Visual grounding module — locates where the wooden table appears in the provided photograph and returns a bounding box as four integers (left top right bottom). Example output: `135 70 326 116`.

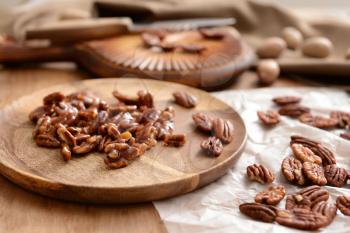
0 63 315 233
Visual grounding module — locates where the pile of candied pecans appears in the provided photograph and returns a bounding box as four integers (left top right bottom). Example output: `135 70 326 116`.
257 95 350 140
240 135 350 231
29 89 234 169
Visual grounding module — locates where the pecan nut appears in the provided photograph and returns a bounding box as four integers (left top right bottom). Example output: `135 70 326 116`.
330 111 350 128
257 110 280 126
272 96 301 106
200 136 223 157
286 186 329 210
312 201 337 225
278 104 310 118
212 118 234 144
172 91 197 108
164 134 186 147
324 164 348 187
302 162 327 186
247 164 275 184
192 113 213 133
239 203 277 223
336 195 350 216
281 156 305 185
291 143 322 165
43 91 65 105
255 185 286 205
298 113 338 129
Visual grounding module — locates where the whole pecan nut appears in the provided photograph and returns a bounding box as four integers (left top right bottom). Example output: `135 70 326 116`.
286 186 329 210
192 113 213 132
200 136 223 157
302 162 327 186
291 143 322 165
247 164 275 184
212 118 234 144
312 201 337 225
272 96 301 106
324 164 348 187
330 111 350 128
336 195 350 216
255 185 286 205
281 156 305 185
172 91 197 108
257 110 280 126
278 105 310 118
239 203 277 223
299 113 338 129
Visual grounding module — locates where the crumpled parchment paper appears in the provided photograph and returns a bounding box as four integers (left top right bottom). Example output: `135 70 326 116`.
154 87 350 233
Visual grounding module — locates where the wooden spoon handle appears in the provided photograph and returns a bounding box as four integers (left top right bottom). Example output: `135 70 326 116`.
0 44 72 63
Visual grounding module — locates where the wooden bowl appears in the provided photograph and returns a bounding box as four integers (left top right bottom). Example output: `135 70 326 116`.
0 78 246 203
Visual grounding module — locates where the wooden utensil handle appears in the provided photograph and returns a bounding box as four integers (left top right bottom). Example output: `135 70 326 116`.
0 45 72 63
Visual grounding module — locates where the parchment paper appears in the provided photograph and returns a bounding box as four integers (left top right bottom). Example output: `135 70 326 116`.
154 88 350 233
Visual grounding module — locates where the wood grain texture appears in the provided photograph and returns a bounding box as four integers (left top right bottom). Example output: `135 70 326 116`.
0 65 313 233
0 78 246 204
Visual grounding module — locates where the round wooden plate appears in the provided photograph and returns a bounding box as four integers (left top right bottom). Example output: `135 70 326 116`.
0 78 246 204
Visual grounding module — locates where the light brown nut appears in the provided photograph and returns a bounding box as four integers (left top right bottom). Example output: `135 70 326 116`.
276 208 329 230
105 157 129 169
192 113 213 132
257 110 280 126
120 146 140 161
212 118 234 144
303 162 327 186
164 134 186 147
43 92 65 105
247 164 275 184
278 104 310 118
286 185 329 210
282 27 303 50
324 164 348 187
172 91 197 108
298 113 338 129
291 143 322 165
302 37 333 58
256 37 287 58
330 110 350 128
104 142 129 153
281 156 305 185
57 124 76 146
272 95 301 106
35 134 61 148
61 143 71 161
312 201 337 225
290 135 336 166
257 59 280 85
255 185 286 205
72 135 101 154
112 90 139 105
138 108 160 124
200 136 223 157
239 203 277 223
336 195 350 216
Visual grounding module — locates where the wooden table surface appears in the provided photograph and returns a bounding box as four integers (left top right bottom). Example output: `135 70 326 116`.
0 63 319 233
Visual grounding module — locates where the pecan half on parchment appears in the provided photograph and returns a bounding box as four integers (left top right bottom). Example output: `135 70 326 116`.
324 164 349 187
272 96 301 106
247 164 275 184
302 162 327 186
255 185 286 205
281 156 305 185
257 110 280 126
239 203 277 223
336 195 350 216
278 104 310 118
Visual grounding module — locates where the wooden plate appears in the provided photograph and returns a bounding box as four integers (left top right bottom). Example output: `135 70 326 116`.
0 78 246 204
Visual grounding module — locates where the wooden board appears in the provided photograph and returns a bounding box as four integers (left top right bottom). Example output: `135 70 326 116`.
0 78 246 204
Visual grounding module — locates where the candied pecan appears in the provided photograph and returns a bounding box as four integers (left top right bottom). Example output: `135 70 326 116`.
278 104 310 118
340 132 350 140
192 113 213 133
239 203 277 223
200 136 223 157
109 105 138 116
172 91 197 108
212 118 234 144
181 44 206 53
291 143 322 165
247 164 275 184
105 157 129 169
272 96 301 106
106 123 120 139
330 111 350 128
336 195 350 216
104 142 129 153
290 135 336 166
257 110 280 126
324 164 348 187
286 186 329 210
255 185 286 205
137 90 154 108
299 113 338 129
29 106 48 123
276 208 329 230
153 120 174 140
61 143 71 161
35 134 60 148
135 123 157 142
312 201 337 224
164 134 186 147
303 162 327 186
120 146 140 161
138 108 160 124
281 156 305 185
56 124 76 146
72 135 101 154
43 92 65 105
112 90 139 105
